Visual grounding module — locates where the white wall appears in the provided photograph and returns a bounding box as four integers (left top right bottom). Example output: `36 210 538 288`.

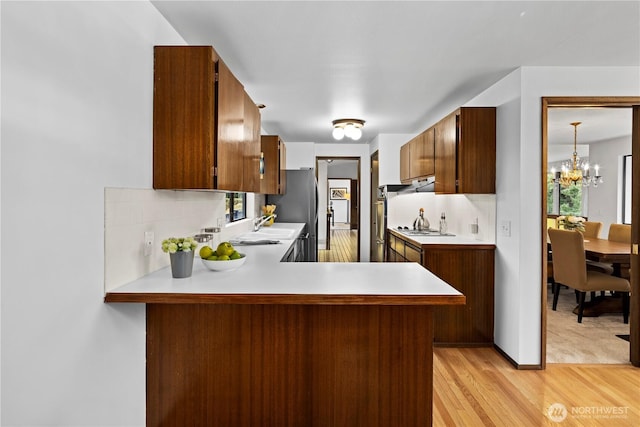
1 2 190 424
104 188 260 292
468 66 640 365
587 135 632 235
284 142 315 169
328 179 351 223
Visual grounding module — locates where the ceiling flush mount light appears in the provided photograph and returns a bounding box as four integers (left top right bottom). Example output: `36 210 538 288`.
332 118 365 141
550 121 603 188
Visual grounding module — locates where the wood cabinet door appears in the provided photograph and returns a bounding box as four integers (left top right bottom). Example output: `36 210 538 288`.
216 60 245 191
278 139 287 193
400 143 411 183
260 135 281 194
153 46 216 189
457 108 496 193
424 247 495 344
243 91 261 193
410 128 435 180
435 111 458 194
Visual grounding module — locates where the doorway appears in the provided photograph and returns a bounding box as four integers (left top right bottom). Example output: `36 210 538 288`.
316 157 361 262
541 97 640 368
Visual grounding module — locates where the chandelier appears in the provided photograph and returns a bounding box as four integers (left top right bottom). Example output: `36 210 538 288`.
550 121 603 188
332 118 365 141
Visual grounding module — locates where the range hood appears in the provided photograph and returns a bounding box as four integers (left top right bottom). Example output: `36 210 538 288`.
379 176 435 196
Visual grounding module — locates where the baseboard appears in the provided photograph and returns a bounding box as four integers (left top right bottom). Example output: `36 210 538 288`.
434 342 493 348
493 344 543 370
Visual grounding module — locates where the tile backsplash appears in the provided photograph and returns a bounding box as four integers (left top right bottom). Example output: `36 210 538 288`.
104 188 263 292
387 193 496 242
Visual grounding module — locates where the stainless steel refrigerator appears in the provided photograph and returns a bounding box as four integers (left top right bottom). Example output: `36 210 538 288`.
267 169 318 262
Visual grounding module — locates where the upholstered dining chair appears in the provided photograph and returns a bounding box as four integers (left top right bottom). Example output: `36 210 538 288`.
548 228 630 323
608 223 631 244
582 221 602 239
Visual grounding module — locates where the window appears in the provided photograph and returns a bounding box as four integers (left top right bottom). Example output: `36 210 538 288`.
622 155 632 224
546 173 586 217
225 192 246 223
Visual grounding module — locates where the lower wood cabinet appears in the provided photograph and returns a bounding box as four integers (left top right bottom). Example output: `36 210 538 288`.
386 230 495 346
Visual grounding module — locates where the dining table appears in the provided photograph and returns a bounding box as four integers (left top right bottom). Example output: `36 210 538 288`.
580 237 631 317
583 237 631 279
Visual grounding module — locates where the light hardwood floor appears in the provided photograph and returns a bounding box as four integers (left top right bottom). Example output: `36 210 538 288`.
320 227 638 424
318 226 357 262
434 347 640 426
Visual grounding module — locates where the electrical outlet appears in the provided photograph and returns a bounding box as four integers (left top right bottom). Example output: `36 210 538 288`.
144 231 154 256
500 221 511 237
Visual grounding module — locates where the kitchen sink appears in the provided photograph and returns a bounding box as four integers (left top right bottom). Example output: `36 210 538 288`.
235 228 298 241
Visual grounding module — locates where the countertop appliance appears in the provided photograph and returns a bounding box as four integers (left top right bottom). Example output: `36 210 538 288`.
267 169 318 262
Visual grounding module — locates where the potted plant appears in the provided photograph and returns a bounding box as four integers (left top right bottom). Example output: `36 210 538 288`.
161 236 198 278
556 215 586 232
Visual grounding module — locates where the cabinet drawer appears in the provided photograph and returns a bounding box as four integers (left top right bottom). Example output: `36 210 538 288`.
405 243 422 263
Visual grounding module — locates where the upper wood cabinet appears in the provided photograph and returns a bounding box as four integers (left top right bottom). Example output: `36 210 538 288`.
153 46 261 191
410 128 435 180
243 91 261 193
434 107 496 194
400 143 411 183
260 135 287 194
400 127 435 184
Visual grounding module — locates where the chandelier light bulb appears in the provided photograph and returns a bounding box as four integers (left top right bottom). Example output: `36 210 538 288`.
351 127 362 140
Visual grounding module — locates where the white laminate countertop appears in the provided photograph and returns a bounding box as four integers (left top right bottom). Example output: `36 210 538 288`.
105 223 465 305
388 228 496 246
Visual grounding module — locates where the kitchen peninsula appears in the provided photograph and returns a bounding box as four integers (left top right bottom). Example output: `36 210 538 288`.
106 224 465 426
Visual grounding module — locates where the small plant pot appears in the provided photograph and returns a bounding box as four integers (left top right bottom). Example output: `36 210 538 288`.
169 251 195 278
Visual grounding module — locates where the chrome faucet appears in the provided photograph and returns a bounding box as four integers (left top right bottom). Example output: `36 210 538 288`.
253 214 275 231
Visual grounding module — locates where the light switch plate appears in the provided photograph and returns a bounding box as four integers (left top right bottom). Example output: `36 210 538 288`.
500 220 511 237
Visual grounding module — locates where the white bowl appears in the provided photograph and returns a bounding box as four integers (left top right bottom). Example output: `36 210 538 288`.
200 253 247 271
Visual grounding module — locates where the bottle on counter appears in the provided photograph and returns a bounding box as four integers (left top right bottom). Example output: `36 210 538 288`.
439 212 448 235
413 208 428 230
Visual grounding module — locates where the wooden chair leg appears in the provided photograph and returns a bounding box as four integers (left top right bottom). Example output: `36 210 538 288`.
575 290 580 303
552 282 560 311
622 292 630 324
577 291 586 323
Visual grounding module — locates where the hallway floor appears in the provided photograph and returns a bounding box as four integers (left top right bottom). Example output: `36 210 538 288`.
318 224 358 262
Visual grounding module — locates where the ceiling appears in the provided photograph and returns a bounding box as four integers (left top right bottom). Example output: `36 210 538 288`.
151 1 639 146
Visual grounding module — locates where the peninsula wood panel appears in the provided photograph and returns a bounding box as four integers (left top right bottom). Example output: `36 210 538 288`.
153 46 216 189
146 304 434 426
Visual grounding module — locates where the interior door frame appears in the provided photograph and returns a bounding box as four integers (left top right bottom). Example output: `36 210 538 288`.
316 156 361 262
541 96 640 368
